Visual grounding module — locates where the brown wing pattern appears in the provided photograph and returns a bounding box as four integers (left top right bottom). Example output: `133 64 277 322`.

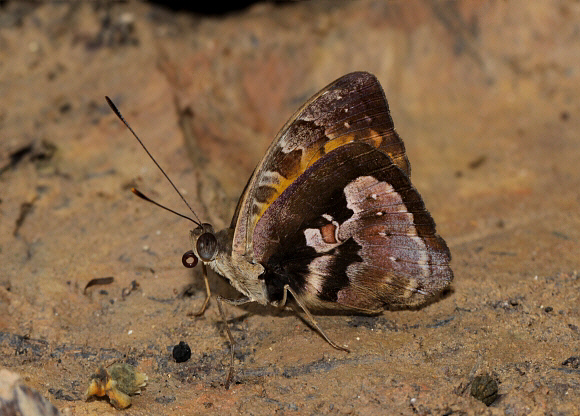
231 72 409 258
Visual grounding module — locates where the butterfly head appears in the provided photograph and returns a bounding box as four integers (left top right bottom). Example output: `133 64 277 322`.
182 223 218 268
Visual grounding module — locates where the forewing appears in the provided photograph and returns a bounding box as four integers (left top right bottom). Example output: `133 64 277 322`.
231 72 410 257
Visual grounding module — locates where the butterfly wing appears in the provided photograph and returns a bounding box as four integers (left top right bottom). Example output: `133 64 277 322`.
253 142 452 311
231 72 410 258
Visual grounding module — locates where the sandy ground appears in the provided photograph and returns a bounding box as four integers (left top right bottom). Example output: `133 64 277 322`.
1 1 579 414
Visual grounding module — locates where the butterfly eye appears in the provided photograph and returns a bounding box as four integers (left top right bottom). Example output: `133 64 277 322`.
196 232 218 261
182 250 198 268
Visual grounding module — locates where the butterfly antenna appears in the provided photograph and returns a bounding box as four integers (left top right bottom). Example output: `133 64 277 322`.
131 188 199 224
105 96 202 226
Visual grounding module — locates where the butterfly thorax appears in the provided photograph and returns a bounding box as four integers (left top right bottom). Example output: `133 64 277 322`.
204 228 269 305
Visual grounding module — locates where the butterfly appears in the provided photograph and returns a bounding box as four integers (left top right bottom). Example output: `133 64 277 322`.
106 71 453 388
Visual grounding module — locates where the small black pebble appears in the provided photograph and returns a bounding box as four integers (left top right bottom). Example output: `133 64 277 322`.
172 341 191 363
470 374 498 406
544 306 553 313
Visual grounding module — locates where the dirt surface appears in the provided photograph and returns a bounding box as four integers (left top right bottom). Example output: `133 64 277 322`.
1 1 579 415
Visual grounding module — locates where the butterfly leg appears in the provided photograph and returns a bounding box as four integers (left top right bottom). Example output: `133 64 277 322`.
282 284 350 353
191 263 211 316
216 295 252 389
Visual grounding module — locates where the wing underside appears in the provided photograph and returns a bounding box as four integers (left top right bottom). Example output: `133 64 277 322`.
231 72 410 258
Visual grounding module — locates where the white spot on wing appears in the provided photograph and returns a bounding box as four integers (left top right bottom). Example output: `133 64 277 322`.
307 256 333 294
304 227 341 253
257 170 283 187
345 176 396 214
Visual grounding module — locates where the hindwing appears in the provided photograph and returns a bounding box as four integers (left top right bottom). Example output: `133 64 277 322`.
252 142 452 311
